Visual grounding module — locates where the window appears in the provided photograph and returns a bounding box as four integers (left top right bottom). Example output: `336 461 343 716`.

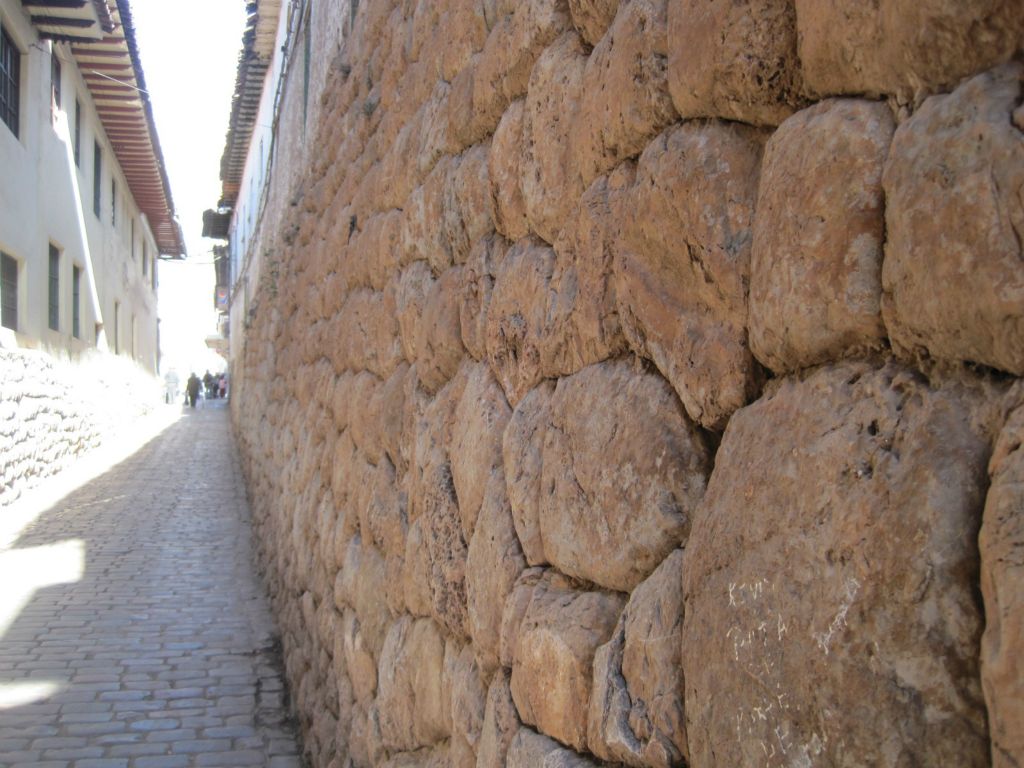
131 219 135 259
72 265 81 339
0 25 19 137
51 50 61 110
73 98 81 165
93 142 102 216
142 241 148 276
1 252 16 330
151 254 157 291
111 180 117 226
113 300 119 354
48 244 60 331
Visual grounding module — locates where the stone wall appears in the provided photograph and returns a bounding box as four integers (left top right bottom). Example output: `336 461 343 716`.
0 348 164 507
230 2 1024 766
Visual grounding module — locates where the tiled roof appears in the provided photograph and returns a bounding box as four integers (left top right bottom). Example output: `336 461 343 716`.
219 0 281 208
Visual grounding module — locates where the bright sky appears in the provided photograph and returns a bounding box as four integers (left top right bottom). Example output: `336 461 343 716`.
130 0 248 378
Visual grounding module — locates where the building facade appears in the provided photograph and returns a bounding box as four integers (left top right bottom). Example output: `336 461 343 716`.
0 0 183 374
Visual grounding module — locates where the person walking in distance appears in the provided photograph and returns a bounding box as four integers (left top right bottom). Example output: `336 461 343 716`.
186 372 201 409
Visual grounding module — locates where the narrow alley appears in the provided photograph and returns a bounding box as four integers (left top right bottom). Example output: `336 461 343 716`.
0 403 303 768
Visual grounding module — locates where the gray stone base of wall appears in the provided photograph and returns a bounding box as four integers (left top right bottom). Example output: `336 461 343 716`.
0 347 164 508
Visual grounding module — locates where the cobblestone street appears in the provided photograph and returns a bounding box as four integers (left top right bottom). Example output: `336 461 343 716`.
0 402 303 768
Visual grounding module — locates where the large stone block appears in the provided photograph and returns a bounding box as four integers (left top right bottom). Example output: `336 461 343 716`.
502 382 555 566
540 361 710 592
415 268 467 395
379 744 450 768
449 363 512 539
510 571 625 751
797 0 1024 101
437 0 489 83
443 142 495 267
374 364 411 476
334 289 404 378
459 234 509 362
667 0 803 127
409 366 466 525
415 81 456 178
588 549 686 767
396 261 435 364
336 536 392 660
473 0 573 137
573 0 676 186
485 237 556 405
377 616 451 753
447 58 493 153
421 458 471 639
337 608 378 709
521 32 588 245
882 64 1024 376
361 460 406 559
568 0 619 45
749 98 893 374
544 167 632 379
488 101 531 243
616 121 765 430
466 470 527 675
682 361 995 766
506 727 600 767
476 669 521 768
447 644 487 766
402 159 452 274
347 372 384 465
403 516 435 618
981 403 1024 768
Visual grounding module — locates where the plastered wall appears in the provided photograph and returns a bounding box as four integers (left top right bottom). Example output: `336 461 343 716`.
230 2 1024 766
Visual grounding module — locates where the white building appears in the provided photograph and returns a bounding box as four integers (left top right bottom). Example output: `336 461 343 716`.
0 0 183 375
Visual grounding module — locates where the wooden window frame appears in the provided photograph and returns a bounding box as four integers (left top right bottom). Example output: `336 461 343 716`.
0 25 20 138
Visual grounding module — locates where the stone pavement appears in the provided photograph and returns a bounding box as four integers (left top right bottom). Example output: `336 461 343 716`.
0 401 304 767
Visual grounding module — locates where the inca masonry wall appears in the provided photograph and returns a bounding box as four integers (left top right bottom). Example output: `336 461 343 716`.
230 2 1024 766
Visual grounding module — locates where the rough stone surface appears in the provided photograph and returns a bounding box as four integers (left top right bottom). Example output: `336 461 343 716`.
506 727 600 767
797 0 1024 101
521 31 589 246
465 471 527 676
449 363 511 538
224 1 1024 765
981 402 1024 768
682 361 997 767
616 122 765 430
544 168 631 378
484 237 556 406
667 0 804 126
750 98 894 373
539 361 710 592
488 102 531 243
376 617 450 753
476 669 521 768
588 549 686 767
882 63 1024 376
509 571 625 751
568 0 619 46
573 0 677 186
502 382 554 567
